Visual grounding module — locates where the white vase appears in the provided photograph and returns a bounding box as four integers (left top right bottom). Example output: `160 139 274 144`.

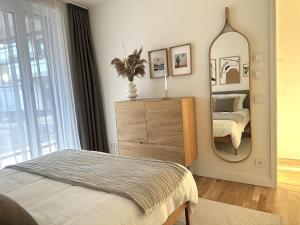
127 80 138 100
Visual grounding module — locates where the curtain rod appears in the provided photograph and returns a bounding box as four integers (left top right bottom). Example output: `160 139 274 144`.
61 0 89 9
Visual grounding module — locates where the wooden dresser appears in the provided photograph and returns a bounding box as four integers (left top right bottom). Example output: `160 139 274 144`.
114 97 198 167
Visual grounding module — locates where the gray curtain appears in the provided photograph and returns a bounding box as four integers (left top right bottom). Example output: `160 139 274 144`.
67 4 108 153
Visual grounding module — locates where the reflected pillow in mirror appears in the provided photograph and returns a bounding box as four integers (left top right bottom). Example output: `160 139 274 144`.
213 98 235 112
212 94 246 111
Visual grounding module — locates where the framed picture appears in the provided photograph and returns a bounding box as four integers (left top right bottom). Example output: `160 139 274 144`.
210 59 217 85
170 44 192 76
219 56 240 85
148 48 169 79
243 63 250 77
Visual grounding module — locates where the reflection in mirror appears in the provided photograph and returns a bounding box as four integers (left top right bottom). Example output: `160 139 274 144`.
210 7 251 162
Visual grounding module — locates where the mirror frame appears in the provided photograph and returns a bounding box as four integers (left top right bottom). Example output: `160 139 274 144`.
209 7 253 163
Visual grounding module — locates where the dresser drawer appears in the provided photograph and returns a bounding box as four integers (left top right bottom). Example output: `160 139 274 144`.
145 100 184 147
115 101 147 143
118 141 185 165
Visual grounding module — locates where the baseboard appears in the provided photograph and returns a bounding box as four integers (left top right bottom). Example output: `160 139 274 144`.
192 168 274 188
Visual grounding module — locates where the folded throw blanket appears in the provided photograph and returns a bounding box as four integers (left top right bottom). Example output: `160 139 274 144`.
0 193 38 225
6 150 189 214
213 112 244 124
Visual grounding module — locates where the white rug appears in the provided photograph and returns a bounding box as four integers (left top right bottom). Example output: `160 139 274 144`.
175 198 283 225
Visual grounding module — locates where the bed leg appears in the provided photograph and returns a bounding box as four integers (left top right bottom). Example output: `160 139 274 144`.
185 206 190 225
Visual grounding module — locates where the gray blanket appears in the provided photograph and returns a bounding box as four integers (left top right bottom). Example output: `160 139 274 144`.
213 112 244 124
6 150 188 214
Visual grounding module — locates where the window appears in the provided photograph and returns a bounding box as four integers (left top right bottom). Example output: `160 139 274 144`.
0 0 80 168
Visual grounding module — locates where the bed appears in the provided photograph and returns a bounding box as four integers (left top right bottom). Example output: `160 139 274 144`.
0 150 198 225
213 109 250 149
212 91 250 154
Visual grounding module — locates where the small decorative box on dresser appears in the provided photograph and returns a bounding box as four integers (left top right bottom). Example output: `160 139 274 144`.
114 97 198 167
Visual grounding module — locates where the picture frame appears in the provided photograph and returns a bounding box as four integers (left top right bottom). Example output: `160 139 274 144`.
219 56 240 85
170 44 192 76
243 63 250 77
148 48 169 79
210 59 217 85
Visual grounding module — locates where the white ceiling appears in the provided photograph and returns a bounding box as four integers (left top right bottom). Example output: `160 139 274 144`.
64 0 105 8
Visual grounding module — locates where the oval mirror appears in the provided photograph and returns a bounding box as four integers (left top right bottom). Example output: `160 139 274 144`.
209 7 252 162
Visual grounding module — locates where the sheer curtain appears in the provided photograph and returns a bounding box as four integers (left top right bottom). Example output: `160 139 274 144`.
0 0 80 168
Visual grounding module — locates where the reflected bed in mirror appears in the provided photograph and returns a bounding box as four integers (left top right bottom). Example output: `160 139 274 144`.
209 7 252 163
212 91 251 162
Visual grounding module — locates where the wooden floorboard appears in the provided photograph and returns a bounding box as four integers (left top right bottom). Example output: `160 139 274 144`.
194 159 300 225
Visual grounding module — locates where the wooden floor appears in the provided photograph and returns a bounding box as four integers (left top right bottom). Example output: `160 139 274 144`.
194 159 300 225
278 158 300 193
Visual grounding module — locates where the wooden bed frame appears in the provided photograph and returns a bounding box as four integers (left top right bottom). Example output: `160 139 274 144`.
163 202 190 225
214 135 237 155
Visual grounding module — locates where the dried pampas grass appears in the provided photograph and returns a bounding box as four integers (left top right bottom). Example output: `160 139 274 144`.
111 47 147 81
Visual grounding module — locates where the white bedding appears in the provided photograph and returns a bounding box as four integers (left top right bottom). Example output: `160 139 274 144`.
0 167 198 225
213 109 250 149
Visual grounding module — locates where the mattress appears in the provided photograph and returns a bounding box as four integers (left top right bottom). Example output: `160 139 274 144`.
213 109 250 149
0 167 198 225
235 109 250 128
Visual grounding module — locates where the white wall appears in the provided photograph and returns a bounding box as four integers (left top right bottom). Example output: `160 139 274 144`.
277 0 300 160
89 0 273 187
